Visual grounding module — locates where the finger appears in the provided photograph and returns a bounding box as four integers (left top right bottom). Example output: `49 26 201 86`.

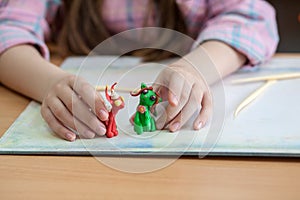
69 76 109 121
56 87 106 136
153 68 170 101
166 81 193 122
193 90 213 130
47 98 98 138
72 93 107 136
155 86 168 102
41 106 76 141
46 97 76 131
48 96 106 138
73 117 97 139
168 86 203 132
155 81 192 130
167 71 185 106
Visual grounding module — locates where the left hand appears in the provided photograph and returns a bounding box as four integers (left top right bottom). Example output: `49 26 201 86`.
153 58 212 132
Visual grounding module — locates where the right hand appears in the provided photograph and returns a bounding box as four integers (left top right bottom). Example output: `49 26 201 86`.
41 74 109 141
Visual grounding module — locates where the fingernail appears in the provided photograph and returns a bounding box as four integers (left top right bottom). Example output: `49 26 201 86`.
83 130 95 139
66 133 76 141
99 109 109 120
96 124 106 136
170 122 180 132
195 122 203 130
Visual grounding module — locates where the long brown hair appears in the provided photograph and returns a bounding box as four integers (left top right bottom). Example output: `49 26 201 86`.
53 0 187 61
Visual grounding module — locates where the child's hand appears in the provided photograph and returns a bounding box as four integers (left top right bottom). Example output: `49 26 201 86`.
153 59 212 132
41 75 109 141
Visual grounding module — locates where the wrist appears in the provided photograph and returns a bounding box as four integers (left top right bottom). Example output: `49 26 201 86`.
200 40 246 76
41 63 73 101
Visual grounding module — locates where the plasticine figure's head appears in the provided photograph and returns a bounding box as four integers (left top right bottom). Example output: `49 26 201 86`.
131 83 161 107
105 82 125 113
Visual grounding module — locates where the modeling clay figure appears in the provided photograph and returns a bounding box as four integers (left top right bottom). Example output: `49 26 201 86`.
104 82 125 138
130 83 161 134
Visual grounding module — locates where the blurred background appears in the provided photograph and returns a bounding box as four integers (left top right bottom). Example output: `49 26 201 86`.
267 0 300 52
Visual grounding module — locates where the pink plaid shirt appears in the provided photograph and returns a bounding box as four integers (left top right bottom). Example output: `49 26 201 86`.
0 0 278 66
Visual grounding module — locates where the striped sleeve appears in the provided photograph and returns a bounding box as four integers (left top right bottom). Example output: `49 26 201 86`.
0 0 58 60
193 0 279 66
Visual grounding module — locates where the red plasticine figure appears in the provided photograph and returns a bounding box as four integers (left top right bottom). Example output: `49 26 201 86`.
104 82 125 138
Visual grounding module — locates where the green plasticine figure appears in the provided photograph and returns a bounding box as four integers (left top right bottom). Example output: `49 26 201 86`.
130 83 161 134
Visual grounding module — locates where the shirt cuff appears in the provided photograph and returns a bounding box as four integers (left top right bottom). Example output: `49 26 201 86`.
0 27 49 60
192 29 265 67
